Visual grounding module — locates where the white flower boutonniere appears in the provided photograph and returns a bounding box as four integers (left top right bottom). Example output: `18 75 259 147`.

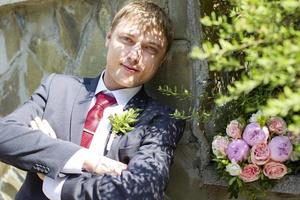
108 108 142 135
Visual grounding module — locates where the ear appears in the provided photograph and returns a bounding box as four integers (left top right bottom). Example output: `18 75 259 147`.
105 31 112 47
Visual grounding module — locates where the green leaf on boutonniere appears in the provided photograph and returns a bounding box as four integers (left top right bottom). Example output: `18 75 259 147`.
109 108 142 135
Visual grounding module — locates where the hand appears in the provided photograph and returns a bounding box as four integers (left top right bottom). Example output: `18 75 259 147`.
37 173 45 180
83 155 127 176
30 117 57 139
30 117 127 176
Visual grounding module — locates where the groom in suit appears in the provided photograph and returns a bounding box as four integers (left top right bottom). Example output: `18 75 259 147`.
0 1 185 199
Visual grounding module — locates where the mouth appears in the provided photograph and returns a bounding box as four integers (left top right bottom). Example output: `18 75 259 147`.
121 63 140 73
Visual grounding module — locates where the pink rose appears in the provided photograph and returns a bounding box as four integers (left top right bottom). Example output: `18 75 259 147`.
212 136 230 157
251 143 270 165
267 117 287 135
269 136 293 162
239 164 261 182
242 123 268 146
226 120 243 139
263 161 287 179
227 139 249 162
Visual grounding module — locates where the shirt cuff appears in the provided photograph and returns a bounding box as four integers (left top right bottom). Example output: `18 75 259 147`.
43 176 66 200
61 149 87 174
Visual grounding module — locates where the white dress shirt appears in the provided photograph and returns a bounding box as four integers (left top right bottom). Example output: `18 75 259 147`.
43 71 142 200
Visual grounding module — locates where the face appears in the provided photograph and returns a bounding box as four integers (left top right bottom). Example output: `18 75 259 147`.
104 18 168 90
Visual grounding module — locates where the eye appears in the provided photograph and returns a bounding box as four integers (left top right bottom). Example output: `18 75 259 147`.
144 46 158 55
120 36 134 45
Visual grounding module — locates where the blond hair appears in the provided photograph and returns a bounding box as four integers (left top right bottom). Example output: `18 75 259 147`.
110 1 174 52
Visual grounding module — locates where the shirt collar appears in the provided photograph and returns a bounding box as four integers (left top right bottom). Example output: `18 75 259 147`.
94 71 142 107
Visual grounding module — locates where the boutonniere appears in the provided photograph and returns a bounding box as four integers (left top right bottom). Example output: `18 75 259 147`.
109 108 142 135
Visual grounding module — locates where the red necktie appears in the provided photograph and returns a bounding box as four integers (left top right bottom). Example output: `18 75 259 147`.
80 92 117 148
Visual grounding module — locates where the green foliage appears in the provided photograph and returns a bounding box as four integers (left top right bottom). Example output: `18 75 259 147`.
192 0 300 133
213 151 280 199
109 108 141 135
158 85 212 122
158 85 191 100
171 109 193 120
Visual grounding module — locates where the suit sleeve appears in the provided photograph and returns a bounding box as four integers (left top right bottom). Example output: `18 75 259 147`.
0 74 81 179
61 113 185 200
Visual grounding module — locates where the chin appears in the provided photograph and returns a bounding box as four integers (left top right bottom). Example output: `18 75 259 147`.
120 81 140 88
122 83 137 88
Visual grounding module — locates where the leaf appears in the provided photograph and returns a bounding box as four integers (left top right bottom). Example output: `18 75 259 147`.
229 177 237 185
109 108 142 135
192 0 300 135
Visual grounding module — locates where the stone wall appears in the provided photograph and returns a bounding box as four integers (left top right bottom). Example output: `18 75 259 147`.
0 0 299 200
0 0 195 199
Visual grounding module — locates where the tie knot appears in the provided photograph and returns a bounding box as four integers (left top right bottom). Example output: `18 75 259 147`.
95 92 117 108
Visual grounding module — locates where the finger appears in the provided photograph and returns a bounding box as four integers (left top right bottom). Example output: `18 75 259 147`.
42 119 57 139
37 173 45 181
107 169 119 176
109 164 126 175
30 120 39 130
110 159 127 169
111 168 122 175
93 163 109 175
93 158 115 175
114 164 127 174
94 159 127 175
113 163 127 172
34 117 49 135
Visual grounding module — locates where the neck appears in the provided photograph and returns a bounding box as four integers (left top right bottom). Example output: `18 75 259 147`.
103 71 122 91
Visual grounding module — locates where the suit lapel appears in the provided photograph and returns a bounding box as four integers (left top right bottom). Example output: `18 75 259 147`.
70 76 99 145
123 87 149 111
106 88 150 160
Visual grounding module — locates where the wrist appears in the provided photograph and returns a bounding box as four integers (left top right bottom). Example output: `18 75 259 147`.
82 150 99 172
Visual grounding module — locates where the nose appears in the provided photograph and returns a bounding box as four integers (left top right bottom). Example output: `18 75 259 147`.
127 44 141 64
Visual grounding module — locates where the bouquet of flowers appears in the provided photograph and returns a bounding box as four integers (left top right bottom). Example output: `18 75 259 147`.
212 112 300 199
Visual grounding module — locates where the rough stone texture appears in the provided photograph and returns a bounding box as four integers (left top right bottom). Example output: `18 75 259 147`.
0 0 299 199
146 40 191 112
0 1 194 199
0 0 29 7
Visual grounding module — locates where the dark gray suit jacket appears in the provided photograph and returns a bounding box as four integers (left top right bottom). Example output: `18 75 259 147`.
0 74 185 200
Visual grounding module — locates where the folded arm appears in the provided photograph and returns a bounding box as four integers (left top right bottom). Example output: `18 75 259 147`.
31 117 127 181
61 114 185 200
0 74 81 178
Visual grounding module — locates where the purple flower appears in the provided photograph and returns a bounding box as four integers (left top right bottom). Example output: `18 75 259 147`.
227 139 250 162
269 136 293 162
226 120 243 139
242 123 268 146
267 117 287 135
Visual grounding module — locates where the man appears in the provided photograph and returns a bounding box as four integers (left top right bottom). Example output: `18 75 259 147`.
0 1 185 199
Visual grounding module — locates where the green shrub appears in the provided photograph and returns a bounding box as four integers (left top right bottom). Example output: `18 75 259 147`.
192 0 300 133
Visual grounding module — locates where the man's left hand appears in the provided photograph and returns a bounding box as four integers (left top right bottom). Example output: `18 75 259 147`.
37 173 45 181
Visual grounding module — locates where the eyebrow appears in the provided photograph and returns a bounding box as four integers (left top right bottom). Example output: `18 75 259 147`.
119 32 135 37
146 41 162 49
119 32 163 49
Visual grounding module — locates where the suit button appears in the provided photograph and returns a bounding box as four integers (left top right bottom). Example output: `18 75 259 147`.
33 163 47 173
44 167 50 174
